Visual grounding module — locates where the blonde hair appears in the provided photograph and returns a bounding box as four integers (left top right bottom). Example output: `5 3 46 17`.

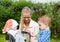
38 15 51 26
21 7 31 14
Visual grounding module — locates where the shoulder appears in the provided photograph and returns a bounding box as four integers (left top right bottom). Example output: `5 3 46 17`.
30 19 39 26
42 29 50 35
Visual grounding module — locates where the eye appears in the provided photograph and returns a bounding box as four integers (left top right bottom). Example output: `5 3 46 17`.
24 17 30 18
39 24 41 26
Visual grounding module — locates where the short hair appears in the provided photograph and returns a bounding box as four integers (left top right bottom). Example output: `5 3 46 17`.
38 15 51 26
21 7 31 14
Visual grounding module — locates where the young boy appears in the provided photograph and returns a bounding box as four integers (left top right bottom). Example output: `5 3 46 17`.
37 15 51 42
3 19 25 42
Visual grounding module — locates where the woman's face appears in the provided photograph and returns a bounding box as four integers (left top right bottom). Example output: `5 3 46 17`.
22 12 31 24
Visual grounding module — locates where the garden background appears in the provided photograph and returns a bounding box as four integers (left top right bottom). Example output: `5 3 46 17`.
0 0 60 42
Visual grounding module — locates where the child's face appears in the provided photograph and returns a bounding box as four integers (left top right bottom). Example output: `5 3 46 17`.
38 21 47 30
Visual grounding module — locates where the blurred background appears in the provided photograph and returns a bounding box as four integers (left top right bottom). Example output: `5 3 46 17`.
0 0 60 42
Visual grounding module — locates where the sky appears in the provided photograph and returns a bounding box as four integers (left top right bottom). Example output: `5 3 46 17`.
12 0 60 3
31 0 60 3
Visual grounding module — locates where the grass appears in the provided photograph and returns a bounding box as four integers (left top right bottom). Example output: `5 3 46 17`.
0 34 60 42
50 39 60 42
0 34 5 42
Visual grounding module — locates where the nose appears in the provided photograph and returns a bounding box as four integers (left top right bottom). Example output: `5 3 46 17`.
25 18 28 20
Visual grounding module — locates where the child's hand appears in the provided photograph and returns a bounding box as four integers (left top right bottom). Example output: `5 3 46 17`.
25 30 36 37
30 32 36 37
25 29 36 37
30 37 38 42
31 40 38 42
25 29 30 33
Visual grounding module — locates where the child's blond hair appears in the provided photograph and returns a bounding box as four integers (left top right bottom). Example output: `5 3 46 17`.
38 15 51 26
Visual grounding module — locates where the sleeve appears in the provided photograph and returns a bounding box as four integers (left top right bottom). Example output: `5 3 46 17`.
34 23 39 36
38 30 50 42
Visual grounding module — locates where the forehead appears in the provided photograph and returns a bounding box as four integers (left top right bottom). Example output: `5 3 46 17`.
22 12 31 17
22 12 31 16
38 21 45 26
23 13 31 17
38 17 43 22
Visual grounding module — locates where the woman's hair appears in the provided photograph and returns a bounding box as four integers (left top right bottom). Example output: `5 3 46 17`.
20 7 31 31
21 7 31 14
38 15 51 26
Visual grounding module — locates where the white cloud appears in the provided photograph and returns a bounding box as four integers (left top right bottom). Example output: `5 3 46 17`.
31 0 60 3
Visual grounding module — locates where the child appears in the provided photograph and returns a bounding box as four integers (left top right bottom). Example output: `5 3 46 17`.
3 19 25 42
37 15 51 42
